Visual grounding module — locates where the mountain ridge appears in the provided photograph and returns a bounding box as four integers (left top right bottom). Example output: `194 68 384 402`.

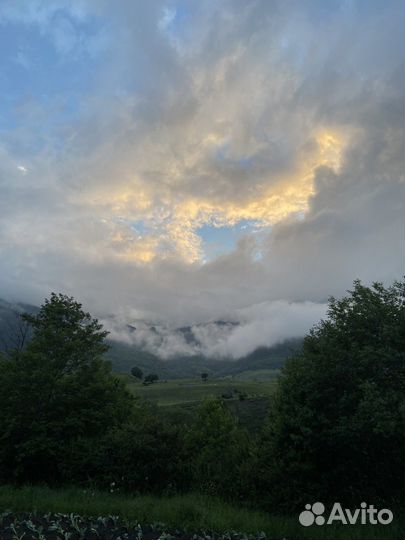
0 297 303 379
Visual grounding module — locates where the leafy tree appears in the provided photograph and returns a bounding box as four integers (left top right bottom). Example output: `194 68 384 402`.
0 293 133 484
201 372 208 383
144 373 159 384
256 280 405 511
185 398 253 500
131 366 143 379
64 401 186 494
102 409 184 493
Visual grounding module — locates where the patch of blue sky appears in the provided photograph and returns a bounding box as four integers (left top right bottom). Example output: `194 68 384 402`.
197 219 262 260
128 220 149 236
166 4 189 31
0 13 104 132
214 144 255 170
158 2 192 49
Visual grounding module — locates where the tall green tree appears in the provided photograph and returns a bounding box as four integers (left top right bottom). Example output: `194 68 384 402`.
82 406 185 494
0 293 133 484
185 398 253 500
256 280 405 511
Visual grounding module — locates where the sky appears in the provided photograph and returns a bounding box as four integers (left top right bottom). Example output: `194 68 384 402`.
0 0 404 357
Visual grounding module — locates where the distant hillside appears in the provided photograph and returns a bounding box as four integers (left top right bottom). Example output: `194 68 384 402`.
0 297 303 379
0 298 38 352
106 337 302 379
216 339 303 376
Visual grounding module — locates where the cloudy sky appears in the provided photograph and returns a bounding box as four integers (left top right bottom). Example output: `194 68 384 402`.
0 1 403 356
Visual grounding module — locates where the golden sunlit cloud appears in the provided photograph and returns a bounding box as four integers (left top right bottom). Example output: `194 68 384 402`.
79 127 349 265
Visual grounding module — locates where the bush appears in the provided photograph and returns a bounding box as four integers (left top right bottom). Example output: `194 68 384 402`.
0 293 133 484
256 280 405 511
131 366 143 379
185 398 254 501
63 404 186 494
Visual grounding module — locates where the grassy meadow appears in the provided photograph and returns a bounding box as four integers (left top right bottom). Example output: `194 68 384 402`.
116 374 277 431
117 374 277 406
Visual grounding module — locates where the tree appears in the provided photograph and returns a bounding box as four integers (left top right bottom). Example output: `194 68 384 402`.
185 398 252 500
144 373 159 384
0 293 133 484
21 293 110 372
256 280 405 511
131 366 143 379
201 372 208 383
84 405 186 494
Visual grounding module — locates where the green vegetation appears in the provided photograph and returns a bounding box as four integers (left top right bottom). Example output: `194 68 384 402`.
118 374 276 406
231 368 280 381
144 372 159 384
184 398 253 500
256 279 405 511
116 374 276 433
0 485 402 539
0 293 133 485
105 339 300 380
0 280 403 539
130 365 143 379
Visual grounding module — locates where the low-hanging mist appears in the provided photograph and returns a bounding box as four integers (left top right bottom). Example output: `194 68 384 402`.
103 299 327 359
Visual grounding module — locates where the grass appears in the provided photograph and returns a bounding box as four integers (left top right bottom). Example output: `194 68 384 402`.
118 375 277 406
231 369 281 381
0 485 402 540
117 375 276 432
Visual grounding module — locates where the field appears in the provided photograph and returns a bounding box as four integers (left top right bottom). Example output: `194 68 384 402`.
118 375 277 406
116 375 277 431
231 369 280 381
0 486 402 540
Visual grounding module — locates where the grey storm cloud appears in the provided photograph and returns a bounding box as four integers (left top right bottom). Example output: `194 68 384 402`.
0 0 403 356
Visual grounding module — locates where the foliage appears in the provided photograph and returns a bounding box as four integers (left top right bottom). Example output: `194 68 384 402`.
0 508 273 540
65 403 186 494
121 374 276 407
256 280 405 511
131 365 143 379
0 293 133 484
144 373 159 384
0 485 402 540
201 372 208 382
0 298 301 380
0 281 403 523
185 398 254 501
104 338 301 380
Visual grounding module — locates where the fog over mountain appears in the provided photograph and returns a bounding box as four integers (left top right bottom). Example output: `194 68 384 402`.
103 299 326 359
0 295 317 361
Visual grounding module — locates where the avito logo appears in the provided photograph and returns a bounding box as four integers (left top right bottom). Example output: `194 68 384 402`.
299 502 393 526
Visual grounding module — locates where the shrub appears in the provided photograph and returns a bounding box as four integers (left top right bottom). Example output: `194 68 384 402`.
185 398 254 501
0 293 133 484
256 280 405 511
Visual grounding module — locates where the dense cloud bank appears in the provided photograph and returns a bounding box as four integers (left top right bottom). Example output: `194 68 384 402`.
0 0 403 356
